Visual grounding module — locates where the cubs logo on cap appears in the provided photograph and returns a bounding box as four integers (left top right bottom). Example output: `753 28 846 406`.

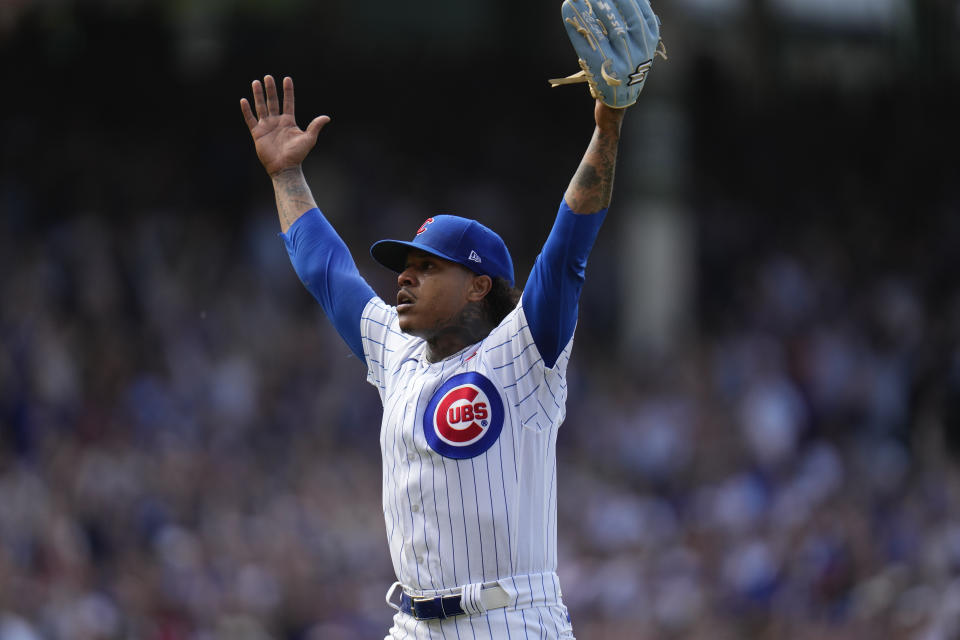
423 372 504 459
370 215 515 287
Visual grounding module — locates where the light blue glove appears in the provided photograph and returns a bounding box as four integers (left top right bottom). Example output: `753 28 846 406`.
549 0 666 108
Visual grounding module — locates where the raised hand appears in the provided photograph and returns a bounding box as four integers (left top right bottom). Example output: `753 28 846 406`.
240 75 330 176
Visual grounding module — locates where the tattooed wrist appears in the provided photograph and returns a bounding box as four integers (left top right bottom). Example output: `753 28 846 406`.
271 167 318 232
565 125 621 213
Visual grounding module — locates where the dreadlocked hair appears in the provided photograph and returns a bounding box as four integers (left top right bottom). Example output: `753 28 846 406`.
481 277 522 327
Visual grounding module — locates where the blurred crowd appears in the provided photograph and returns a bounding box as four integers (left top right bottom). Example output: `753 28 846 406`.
561 238 960 639
1 162 959 640
2 1 959 638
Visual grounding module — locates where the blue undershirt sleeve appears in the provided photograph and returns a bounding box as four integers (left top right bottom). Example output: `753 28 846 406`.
522 201 608 369
281 208 376 361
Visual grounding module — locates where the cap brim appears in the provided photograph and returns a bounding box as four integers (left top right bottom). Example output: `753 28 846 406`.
370 239 462 274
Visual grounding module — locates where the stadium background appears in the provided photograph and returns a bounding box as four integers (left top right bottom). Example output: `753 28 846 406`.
1 0 959 638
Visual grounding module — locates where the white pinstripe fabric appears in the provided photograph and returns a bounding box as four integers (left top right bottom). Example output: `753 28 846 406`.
384 604 574 640
361 294 575 636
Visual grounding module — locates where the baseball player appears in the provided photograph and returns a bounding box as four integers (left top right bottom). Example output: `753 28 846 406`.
240 4 662 637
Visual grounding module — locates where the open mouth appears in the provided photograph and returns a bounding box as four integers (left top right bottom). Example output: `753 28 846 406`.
396 289 415 312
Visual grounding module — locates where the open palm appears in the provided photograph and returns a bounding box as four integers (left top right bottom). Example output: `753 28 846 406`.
240 75 330 176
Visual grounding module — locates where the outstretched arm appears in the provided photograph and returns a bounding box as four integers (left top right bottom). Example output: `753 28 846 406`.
563 101 627 214
240 75 330 232
523 100 627 367
241 76 375 361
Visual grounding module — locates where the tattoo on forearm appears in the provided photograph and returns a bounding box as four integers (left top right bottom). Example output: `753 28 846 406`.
566 127 620 213
273 168 317 231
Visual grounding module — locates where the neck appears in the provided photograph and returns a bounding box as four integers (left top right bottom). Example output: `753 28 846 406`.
424 302 494 363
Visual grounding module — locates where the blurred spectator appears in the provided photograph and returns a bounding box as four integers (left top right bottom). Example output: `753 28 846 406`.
2 2 959 638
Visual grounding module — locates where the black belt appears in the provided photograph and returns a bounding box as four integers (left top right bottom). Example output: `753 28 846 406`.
399 592 468 620
387 581 512 621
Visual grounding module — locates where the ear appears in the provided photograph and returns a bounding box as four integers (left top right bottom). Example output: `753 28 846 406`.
465 274 493 302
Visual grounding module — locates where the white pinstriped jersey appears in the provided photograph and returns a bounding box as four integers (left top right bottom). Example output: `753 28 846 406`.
360 294 573 593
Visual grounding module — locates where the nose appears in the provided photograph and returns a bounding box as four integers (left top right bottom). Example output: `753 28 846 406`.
398 268 415 288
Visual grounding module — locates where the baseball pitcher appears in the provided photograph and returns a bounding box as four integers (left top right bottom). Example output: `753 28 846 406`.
240 1 663 637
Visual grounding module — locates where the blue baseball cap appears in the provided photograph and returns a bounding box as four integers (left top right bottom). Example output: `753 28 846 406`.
370 215 515 287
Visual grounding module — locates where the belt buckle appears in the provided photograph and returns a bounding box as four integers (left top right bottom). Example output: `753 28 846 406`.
411 594 443 620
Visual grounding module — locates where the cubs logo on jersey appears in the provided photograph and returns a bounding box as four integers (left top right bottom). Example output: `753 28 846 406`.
423 372 504 459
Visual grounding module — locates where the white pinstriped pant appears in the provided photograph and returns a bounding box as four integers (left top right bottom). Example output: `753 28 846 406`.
385 603 574 639
384 572 575 639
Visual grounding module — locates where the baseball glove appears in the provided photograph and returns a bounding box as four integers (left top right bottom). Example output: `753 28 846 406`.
549 0 666 108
